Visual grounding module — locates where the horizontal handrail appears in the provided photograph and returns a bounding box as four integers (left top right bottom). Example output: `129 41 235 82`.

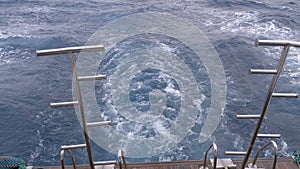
86 121 112 127
36 45 104 56
249 140 278 169
78 75 106 81
236 114 261 119
93 160 116 166
250 69 277 74
61 144 86 150
272 93 298 98
50 101 79 107
256 39 300 47
257 134 281 138
224 151 247 155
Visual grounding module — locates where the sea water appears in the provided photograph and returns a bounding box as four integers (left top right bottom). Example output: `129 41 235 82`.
0 0 299 166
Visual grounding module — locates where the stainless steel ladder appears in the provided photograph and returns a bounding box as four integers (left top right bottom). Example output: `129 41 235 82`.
200 143 218 169
225 40 300 169
118 149 127 169
36 45 115 169
247 140 278 169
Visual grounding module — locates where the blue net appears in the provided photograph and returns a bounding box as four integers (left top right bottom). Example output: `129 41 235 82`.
0 156 26 169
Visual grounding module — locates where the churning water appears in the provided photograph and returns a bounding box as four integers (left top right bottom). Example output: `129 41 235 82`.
0 0 300 166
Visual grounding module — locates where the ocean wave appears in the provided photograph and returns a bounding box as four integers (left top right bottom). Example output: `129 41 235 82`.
1 0 300 165
204 9 300 87
203 10 298 40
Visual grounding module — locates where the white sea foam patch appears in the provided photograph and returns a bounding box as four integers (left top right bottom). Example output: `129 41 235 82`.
281 48 300 84
279 139 289 156
217 10 298 37
260 46 300 85
75 12 226 158
29 130 44 163
0 47 32 66
207 10 300 85
0 31 35 40
0 31 12 39
203 10 298 40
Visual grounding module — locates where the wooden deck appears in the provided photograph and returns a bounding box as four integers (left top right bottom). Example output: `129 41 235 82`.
35 157 299 169
232 157 299 169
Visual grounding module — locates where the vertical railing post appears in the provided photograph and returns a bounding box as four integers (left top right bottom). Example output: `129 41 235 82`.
69 52 95 169
200 143 217 169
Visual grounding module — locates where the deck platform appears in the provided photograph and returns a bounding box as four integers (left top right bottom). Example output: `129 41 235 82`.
35 157 298 169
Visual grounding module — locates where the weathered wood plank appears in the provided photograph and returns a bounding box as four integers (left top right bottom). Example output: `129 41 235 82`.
35 157 298 169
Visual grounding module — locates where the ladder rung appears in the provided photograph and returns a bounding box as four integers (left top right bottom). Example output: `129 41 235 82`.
272 93 298 98
36 45 104 56
236 114 261 119
250 69 277 74
257 134 281 138
224 151 247 155
94 161 116 165
255 39 300 47
86 121 112 127
61 144 86 150
50 101 78 107
78 75 106 81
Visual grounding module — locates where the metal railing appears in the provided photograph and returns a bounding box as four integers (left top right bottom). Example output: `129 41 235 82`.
255 40 300 47
60 144 87 169
118 149 127 169
37 45 111 169
236 40 299 169
241 42 290 168
248 140 278 169
200 143 218 169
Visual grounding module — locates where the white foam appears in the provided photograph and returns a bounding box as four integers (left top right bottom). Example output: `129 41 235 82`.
204 10 299 42
0 31 11 39
159 155 172 161
220 11 297 39
207 10 300 84
29 130 44 163
193 96 205 114
159 43 176 53
279 139 289 156
263 47 300 85
152 120 168 135
164 83 181 97
0 47 32 65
